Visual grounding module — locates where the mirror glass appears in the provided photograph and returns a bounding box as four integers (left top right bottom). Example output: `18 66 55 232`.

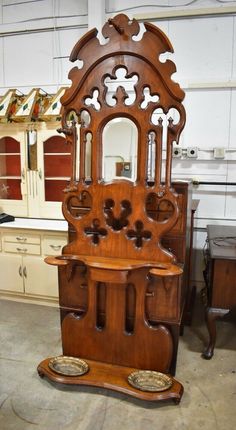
147 131 156 182
102 118 138 181
80 109 91 127
85 132 92 180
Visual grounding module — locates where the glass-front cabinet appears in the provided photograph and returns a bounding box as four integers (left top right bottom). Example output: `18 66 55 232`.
0 122 71 219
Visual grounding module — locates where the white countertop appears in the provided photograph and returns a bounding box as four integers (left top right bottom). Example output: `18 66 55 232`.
0 217 68 232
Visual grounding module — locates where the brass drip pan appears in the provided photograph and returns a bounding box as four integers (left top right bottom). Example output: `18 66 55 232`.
128 370 173 392
48 356 89 377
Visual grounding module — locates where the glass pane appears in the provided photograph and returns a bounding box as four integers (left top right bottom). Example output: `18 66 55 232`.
43 135 72 202
0 154 21 176
0 179 22 200
0 136 20 153
44 179 69 202
44 155 71 177
0 137 22 200
43 135 69 153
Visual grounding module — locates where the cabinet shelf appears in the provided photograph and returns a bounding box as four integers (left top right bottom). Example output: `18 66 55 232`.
0 176 21 179
45 177 70 181
0 153 21 156
44 153 71 156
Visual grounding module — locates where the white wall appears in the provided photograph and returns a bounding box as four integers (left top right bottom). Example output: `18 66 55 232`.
106 0 236 287
0 0 88 93
1 0 236 286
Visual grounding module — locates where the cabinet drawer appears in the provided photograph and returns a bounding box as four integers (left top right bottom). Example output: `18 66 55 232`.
4 242 41 255
3 233 40 245
42 235 67 256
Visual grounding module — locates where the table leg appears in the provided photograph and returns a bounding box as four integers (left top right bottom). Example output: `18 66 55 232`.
202 307 229 359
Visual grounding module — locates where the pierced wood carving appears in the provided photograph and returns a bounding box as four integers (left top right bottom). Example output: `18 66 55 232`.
84 218 107 244
104 198 132 231
126 220 152 248
59 13 185 263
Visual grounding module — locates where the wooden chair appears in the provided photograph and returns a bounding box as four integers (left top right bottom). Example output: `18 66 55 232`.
38 13 186 403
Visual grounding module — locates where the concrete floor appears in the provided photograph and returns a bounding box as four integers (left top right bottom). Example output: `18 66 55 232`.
0 295 235 430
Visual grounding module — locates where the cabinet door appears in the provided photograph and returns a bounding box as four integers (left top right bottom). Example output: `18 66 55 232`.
23 255 59 297
37 126 71 219
0 128 28 217
0 254 24 292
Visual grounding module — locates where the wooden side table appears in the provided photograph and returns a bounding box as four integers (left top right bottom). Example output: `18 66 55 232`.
202 225 236 359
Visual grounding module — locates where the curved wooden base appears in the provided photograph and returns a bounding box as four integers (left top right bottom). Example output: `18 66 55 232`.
37 357 183 404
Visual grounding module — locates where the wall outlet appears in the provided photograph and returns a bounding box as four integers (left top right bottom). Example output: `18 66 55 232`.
187 147 198 158
172 146 182 158
213 147 225 159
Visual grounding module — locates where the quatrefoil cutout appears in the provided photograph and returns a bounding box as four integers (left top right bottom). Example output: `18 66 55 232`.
104 198 132 231
84 218 107 245
126 220 152 248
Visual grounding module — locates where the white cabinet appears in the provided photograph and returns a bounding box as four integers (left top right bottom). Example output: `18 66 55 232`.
0 122 70 219
23 255 59 298
0 253 23 292
0 227 67 303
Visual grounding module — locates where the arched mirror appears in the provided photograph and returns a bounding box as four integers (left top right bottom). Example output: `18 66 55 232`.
102 118 138 182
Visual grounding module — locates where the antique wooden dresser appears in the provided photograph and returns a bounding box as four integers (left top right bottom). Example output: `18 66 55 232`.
203 224 236 359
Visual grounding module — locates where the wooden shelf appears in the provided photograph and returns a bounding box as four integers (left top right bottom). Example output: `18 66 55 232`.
0 153 20 156
0 176 21 179
45 177 70 181
44 153 70 156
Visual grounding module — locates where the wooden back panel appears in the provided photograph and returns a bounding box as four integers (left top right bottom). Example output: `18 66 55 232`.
59 13 186 263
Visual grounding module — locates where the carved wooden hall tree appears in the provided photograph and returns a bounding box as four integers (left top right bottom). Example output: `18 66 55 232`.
38 14 186 403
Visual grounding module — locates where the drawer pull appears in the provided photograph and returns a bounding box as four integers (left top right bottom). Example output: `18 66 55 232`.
19 266 22 277
23 267 27 278
50 244 62 251
16 247 28 253
16 237 27 242
146 292 155 297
